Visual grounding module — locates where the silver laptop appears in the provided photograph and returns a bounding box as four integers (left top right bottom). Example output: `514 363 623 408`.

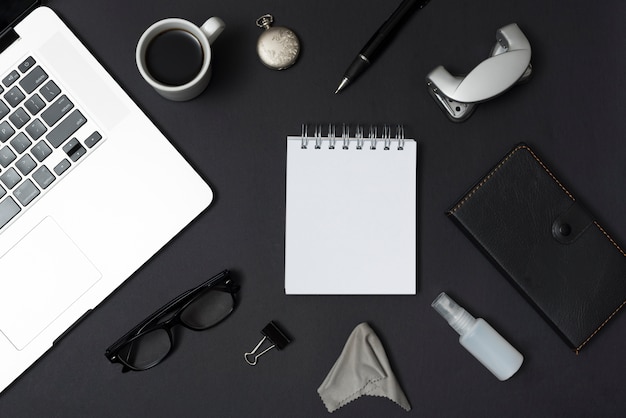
0 2 213 391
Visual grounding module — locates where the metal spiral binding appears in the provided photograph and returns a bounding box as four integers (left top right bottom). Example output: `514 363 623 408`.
328 124 336 149
300 124 308 149
369 125 377 150
299 124 406 150
355 125 364 150
396 124 405 150
342 124 350 150
383 125 391 150
314 125 322 149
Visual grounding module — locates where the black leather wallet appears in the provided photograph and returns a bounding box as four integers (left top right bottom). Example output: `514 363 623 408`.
447 144 626 353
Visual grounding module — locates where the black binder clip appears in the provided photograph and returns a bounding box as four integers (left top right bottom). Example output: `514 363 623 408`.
244 321 291 366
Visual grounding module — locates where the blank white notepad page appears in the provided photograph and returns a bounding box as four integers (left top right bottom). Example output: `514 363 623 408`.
285 136 417 294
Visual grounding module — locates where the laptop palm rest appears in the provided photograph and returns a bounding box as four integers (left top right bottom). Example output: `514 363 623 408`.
0 217 101 350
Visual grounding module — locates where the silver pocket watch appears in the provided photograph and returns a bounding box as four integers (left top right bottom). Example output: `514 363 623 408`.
256 14 300 70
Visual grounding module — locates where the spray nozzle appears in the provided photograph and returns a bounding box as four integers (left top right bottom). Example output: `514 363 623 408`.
432 292 477 336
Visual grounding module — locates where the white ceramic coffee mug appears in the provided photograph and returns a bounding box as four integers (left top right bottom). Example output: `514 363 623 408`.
136 17 225 101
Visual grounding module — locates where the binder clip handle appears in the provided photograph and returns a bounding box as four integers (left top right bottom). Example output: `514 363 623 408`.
244 321 291 366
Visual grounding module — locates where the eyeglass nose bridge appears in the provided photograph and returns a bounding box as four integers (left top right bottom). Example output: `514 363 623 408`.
244 321 291 366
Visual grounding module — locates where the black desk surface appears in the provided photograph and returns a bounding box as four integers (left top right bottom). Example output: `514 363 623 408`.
3 0 626 416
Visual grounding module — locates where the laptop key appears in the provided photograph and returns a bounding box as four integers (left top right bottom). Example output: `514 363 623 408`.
18 57 36 73
19 66 48 94
0 100 9 119
0 185 5 199
25 94 45 115
41 95 74 126
0 197 20 228
63 138 86 162
39 80 61 102
25 118 47 140
0 121 15 142
1 167 21 189
9 107 30 129
2 70 20 87
4 86 26 107
84 131 102 148
53 158 71 175
46 110 86 148
32 166 55 189
13 179 40 206
0 146 16 168
10 132 31 154
31 140 52 162
15 154 37 176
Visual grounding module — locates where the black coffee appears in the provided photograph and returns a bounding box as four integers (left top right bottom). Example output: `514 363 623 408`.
145 29 204 86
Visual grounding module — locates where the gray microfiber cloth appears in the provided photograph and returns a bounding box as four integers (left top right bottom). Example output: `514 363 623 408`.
317 322 411 413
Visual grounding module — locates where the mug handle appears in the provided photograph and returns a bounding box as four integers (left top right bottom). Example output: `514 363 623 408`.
201 17 225 45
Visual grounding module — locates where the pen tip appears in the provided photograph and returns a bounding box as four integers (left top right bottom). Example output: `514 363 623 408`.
335 78 349 94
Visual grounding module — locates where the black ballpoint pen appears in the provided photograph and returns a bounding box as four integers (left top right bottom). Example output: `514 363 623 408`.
335 0 430 94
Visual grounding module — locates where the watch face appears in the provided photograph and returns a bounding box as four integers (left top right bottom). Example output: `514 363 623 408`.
257 26 300 70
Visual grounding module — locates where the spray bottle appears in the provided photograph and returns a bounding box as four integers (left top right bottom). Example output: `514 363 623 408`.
432 292 523 381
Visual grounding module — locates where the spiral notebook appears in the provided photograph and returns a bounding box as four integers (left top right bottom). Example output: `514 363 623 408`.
285 125 417 294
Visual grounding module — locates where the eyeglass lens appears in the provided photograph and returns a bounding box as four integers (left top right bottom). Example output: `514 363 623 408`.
180 287 234 329
118 287 234 370
118 328 171 370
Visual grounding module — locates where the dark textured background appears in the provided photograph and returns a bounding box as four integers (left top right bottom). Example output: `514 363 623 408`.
2 0 626 416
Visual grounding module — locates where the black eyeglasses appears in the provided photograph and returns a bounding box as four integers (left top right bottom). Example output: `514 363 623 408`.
105 269 239 372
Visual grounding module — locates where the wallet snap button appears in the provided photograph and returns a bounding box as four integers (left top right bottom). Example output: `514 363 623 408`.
558 223 572 236
552 202 593 244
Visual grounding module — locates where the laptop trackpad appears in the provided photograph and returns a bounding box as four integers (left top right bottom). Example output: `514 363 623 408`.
0 217 101 350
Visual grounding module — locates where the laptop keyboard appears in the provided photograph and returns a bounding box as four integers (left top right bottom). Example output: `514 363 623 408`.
0 56 103 231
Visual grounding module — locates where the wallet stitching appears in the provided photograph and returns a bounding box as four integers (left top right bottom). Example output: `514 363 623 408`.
450 144 626 353
576 298 626 354
449 144 574 214
593 221 626 257
574 221 626 353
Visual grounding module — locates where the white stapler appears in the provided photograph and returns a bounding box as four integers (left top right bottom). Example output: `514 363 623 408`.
426 23 532 122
